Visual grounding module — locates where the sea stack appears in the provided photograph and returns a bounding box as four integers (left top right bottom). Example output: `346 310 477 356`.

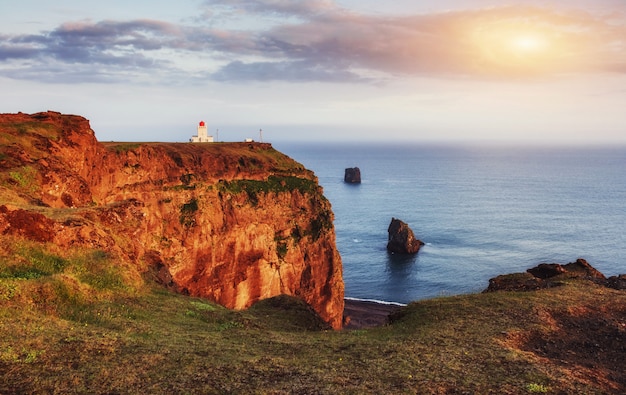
387 218 424 254
344 167 361 184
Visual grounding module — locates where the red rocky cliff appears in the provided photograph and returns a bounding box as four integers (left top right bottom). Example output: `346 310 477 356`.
0 111 344 329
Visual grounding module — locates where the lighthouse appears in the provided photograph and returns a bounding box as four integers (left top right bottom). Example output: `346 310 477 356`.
190 121 214 143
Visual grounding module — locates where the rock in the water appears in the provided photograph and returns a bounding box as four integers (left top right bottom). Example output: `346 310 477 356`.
386 217 424 254
344 167 361 184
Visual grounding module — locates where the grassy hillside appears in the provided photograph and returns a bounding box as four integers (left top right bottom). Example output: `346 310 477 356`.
1 237 624 394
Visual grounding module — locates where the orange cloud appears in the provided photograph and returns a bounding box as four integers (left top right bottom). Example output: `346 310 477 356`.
264 5 626 79
457 7 626 76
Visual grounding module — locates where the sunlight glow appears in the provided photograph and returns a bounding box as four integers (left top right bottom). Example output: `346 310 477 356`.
470 21 561 75
511 34 547 53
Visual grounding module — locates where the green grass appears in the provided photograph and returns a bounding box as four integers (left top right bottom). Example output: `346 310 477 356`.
2 121 57 139
217 175 319 205
1 242 623 395
0 243 125 291
179 198 199 227
106 143 141 154
308 208 333 240
7 165 38 193
527 383 550 393
0 248 68 280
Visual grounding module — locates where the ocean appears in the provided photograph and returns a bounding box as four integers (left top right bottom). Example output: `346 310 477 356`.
276 142 626 305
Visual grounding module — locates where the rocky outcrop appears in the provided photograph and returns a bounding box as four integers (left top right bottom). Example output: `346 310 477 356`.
526 263 567 279
386 218 424 254
0 111 344 329
483 272 546 292
560 259 607 280
527 259 606 280
485 258 622 292
344 167 361 184
606 274 626 290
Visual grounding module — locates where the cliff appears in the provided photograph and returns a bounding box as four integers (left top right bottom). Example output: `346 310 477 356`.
0 111 344 328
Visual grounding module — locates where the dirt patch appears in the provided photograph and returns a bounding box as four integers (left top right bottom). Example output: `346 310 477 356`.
343 299 402 329
507 303 626 392
1 207 55 242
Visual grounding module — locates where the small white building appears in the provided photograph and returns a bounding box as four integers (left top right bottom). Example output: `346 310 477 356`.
190 121 214 143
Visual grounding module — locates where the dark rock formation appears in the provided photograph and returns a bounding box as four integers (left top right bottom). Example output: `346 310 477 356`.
560 259 606 280
344 167 361 184
606 274 626 290
485 258 614 292
527 263 567 279
386 218 424 254
485 272 547 292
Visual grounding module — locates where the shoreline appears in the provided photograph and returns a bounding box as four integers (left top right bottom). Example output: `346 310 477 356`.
343 298 404 330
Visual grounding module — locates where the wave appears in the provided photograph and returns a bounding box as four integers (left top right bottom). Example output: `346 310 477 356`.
345 297 407 307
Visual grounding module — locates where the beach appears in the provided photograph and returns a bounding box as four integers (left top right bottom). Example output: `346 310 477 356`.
343 299 404 330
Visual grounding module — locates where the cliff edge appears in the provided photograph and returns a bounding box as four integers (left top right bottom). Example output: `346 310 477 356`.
0 111 344 328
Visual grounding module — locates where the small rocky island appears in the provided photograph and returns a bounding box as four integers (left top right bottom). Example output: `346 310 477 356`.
386 217 424 254
344 167 361 184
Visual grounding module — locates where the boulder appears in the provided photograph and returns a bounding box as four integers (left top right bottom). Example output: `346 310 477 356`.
344 167 361 184
386 218 424 254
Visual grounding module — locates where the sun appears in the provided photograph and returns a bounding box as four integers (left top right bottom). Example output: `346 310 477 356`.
470 23 558 75
510 33 548 55
488 29 552 59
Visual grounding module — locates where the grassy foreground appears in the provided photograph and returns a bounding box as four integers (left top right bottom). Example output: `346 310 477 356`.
1 239 624 394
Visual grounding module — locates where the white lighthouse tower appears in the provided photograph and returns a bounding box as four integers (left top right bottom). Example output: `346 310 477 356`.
190 121 214 143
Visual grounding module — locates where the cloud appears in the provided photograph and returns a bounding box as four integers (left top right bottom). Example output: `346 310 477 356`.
0 19 184 82
211 60 366 83
201 0 339 17
255 5 626 78
0 4 624 84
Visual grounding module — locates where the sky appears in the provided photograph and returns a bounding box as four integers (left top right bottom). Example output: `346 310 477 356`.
1 0 625 144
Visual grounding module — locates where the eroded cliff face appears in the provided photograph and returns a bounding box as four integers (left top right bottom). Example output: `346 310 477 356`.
0 111 344 328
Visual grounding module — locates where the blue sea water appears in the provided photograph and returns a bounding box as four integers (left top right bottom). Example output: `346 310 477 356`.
276 143 626 304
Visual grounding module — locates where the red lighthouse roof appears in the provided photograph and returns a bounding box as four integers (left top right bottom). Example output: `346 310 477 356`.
199 121 205 127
